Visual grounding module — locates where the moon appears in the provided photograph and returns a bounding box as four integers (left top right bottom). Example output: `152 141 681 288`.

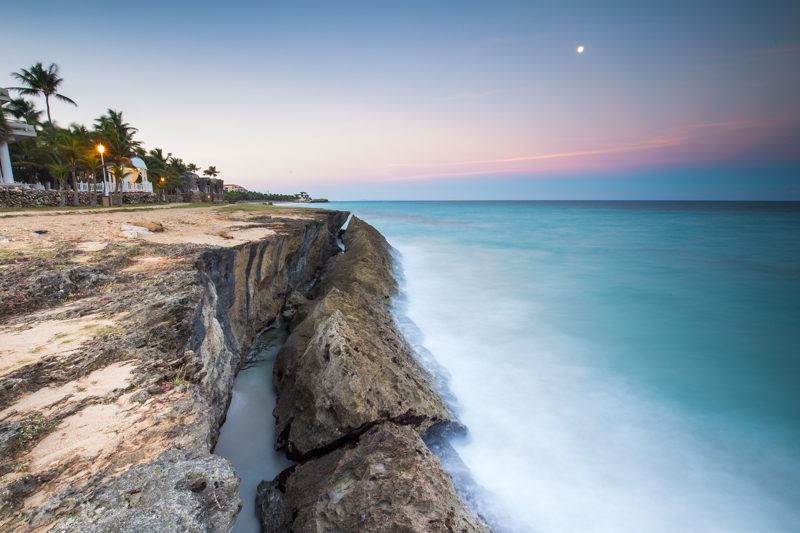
577 45 585 54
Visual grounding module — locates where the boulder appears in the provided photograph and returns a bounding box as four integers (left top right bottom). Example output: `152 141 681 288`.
137 221 164 233
257 422 489 533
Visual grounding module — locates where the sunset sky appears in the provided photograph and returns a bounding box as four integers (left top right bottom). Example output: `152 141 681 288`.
3 0 799 199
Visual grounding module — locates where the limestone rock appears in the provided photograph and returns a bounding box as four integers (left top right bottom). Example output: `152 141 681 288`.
321 216 398 300
48 449 240 533
257 422 489 533
273 286 450 458
272 216 451 459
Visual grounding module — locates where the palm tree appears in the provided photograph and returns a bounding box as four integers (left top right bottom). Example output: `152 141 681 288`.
168 156 188 174
55 127 91 206
46 157 69 206
10 63 77 126
203 165 220 178
7 98 43 127
186 162 200 173
93 109 141 167
93 110 142 198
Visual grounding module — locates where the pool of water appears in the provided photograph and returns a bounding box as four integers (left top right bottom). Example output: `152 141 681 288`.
214 321 292 533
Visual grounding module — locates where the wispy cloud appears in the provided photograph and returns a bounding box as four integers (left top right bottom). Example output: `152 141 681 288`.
385 117 795 182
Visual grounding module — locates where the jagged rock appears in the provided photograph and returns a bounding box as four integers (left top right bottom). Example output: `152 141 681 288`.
190 212 349 442
273 286 450 458
257 422 489 533
25 266 111 302
321 216 398 300
272 217 451 459
265 216 488 531
48 450 240 533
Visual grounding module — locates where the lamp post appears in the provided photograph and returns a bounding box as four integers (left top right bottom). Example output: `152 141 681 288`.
160 176 166 202
97 144 108 197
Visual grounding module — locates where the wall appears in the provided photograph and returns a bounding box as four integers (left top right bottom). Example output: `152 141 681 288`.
0 186 158 208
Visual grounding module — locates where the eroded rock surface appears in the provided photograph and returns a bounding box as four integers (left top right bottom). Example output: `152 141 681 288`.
273 217 451 459
49 449 239 533
258 422 489 533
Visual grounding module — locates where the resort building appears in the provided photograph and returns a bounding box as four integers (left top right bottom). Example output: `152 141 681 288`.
163 172 224 203
223 183 247 192
0 88 37 184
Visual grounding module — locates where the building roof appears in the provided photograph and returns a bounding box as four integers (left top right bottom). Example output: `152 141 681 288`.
129 156 147 170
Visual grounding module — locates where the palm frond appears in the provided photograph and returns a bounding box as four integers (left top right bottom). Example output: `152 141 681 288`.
54 93 77 106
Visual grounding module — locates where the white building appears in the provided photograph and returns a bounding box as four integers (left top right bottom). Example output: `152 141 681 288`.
0 88 37 184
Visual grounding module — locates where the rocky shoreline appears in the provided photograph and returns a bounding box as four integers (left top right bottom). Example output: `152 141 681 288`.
0 206 488 532
260 217 489 531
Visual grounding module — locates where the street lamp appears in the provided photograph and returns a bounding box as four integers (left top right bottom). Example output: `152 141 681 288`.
97 144 108 198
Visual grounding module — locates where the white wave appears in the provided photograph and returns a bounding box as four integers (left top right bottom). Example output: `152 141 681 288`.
392 239 796 533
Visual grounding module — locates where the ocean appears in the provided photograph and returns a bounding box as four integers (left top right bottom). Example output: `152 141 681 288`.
303 201 800 532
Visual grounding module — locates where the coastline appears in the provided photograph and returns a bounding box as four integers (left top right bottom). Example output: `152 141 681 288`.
0 206 487 532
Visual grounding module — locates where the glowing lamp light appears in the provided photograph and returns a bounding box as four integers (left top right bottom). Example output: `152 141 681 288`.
96 144 105 154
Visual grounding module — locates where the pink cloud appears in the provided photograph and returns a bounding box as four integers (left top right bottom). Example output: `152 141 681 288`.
383 117 797 182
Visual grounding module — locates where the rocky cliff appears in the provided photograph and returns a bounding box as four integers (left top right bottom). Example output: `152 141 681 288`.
259 217 490 532
0 207 347 532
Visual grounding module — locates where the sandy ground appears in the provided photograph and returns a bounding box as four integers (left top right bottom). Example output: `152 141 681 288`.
0 205 310 251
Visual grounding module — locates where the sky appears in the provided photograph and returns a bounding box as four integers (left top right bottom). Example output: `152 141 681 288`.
2 0 799 199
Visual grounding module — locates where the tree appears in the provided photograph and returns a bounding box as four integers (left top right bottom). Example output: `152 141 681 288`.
203 165 220 178
186 163 200 173
55 127 91 206
93 109 141 166
93 110 141 196
143 148 180 199
167 156 188 174
10 62 77 126
7 98 43 128
46 157 69 206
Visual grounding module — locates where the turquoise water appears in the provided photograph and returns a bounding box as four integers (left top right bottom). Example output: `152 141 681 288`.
301 201 800 531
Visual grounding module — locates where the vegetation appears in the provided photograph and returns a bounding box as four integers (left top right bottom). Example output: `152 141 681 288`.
218 203 281 212
3 62 319 204
9 62 76 126
223 190 326 203
2 62 221 202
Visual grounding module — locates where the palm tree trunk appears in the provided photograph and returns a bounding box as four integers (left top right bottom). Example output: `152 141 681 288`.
89 172 97 207
45 95 52 126
59 186 65 207
71 169 79 206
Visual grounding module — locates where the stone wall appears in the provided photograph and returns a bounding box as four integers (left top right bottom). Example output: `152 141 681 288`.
0 186 158 208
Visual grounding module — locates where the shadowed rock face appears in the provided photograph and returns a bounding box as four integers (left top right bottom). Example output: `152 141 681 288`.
258 423 490 533
263 217 489 532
